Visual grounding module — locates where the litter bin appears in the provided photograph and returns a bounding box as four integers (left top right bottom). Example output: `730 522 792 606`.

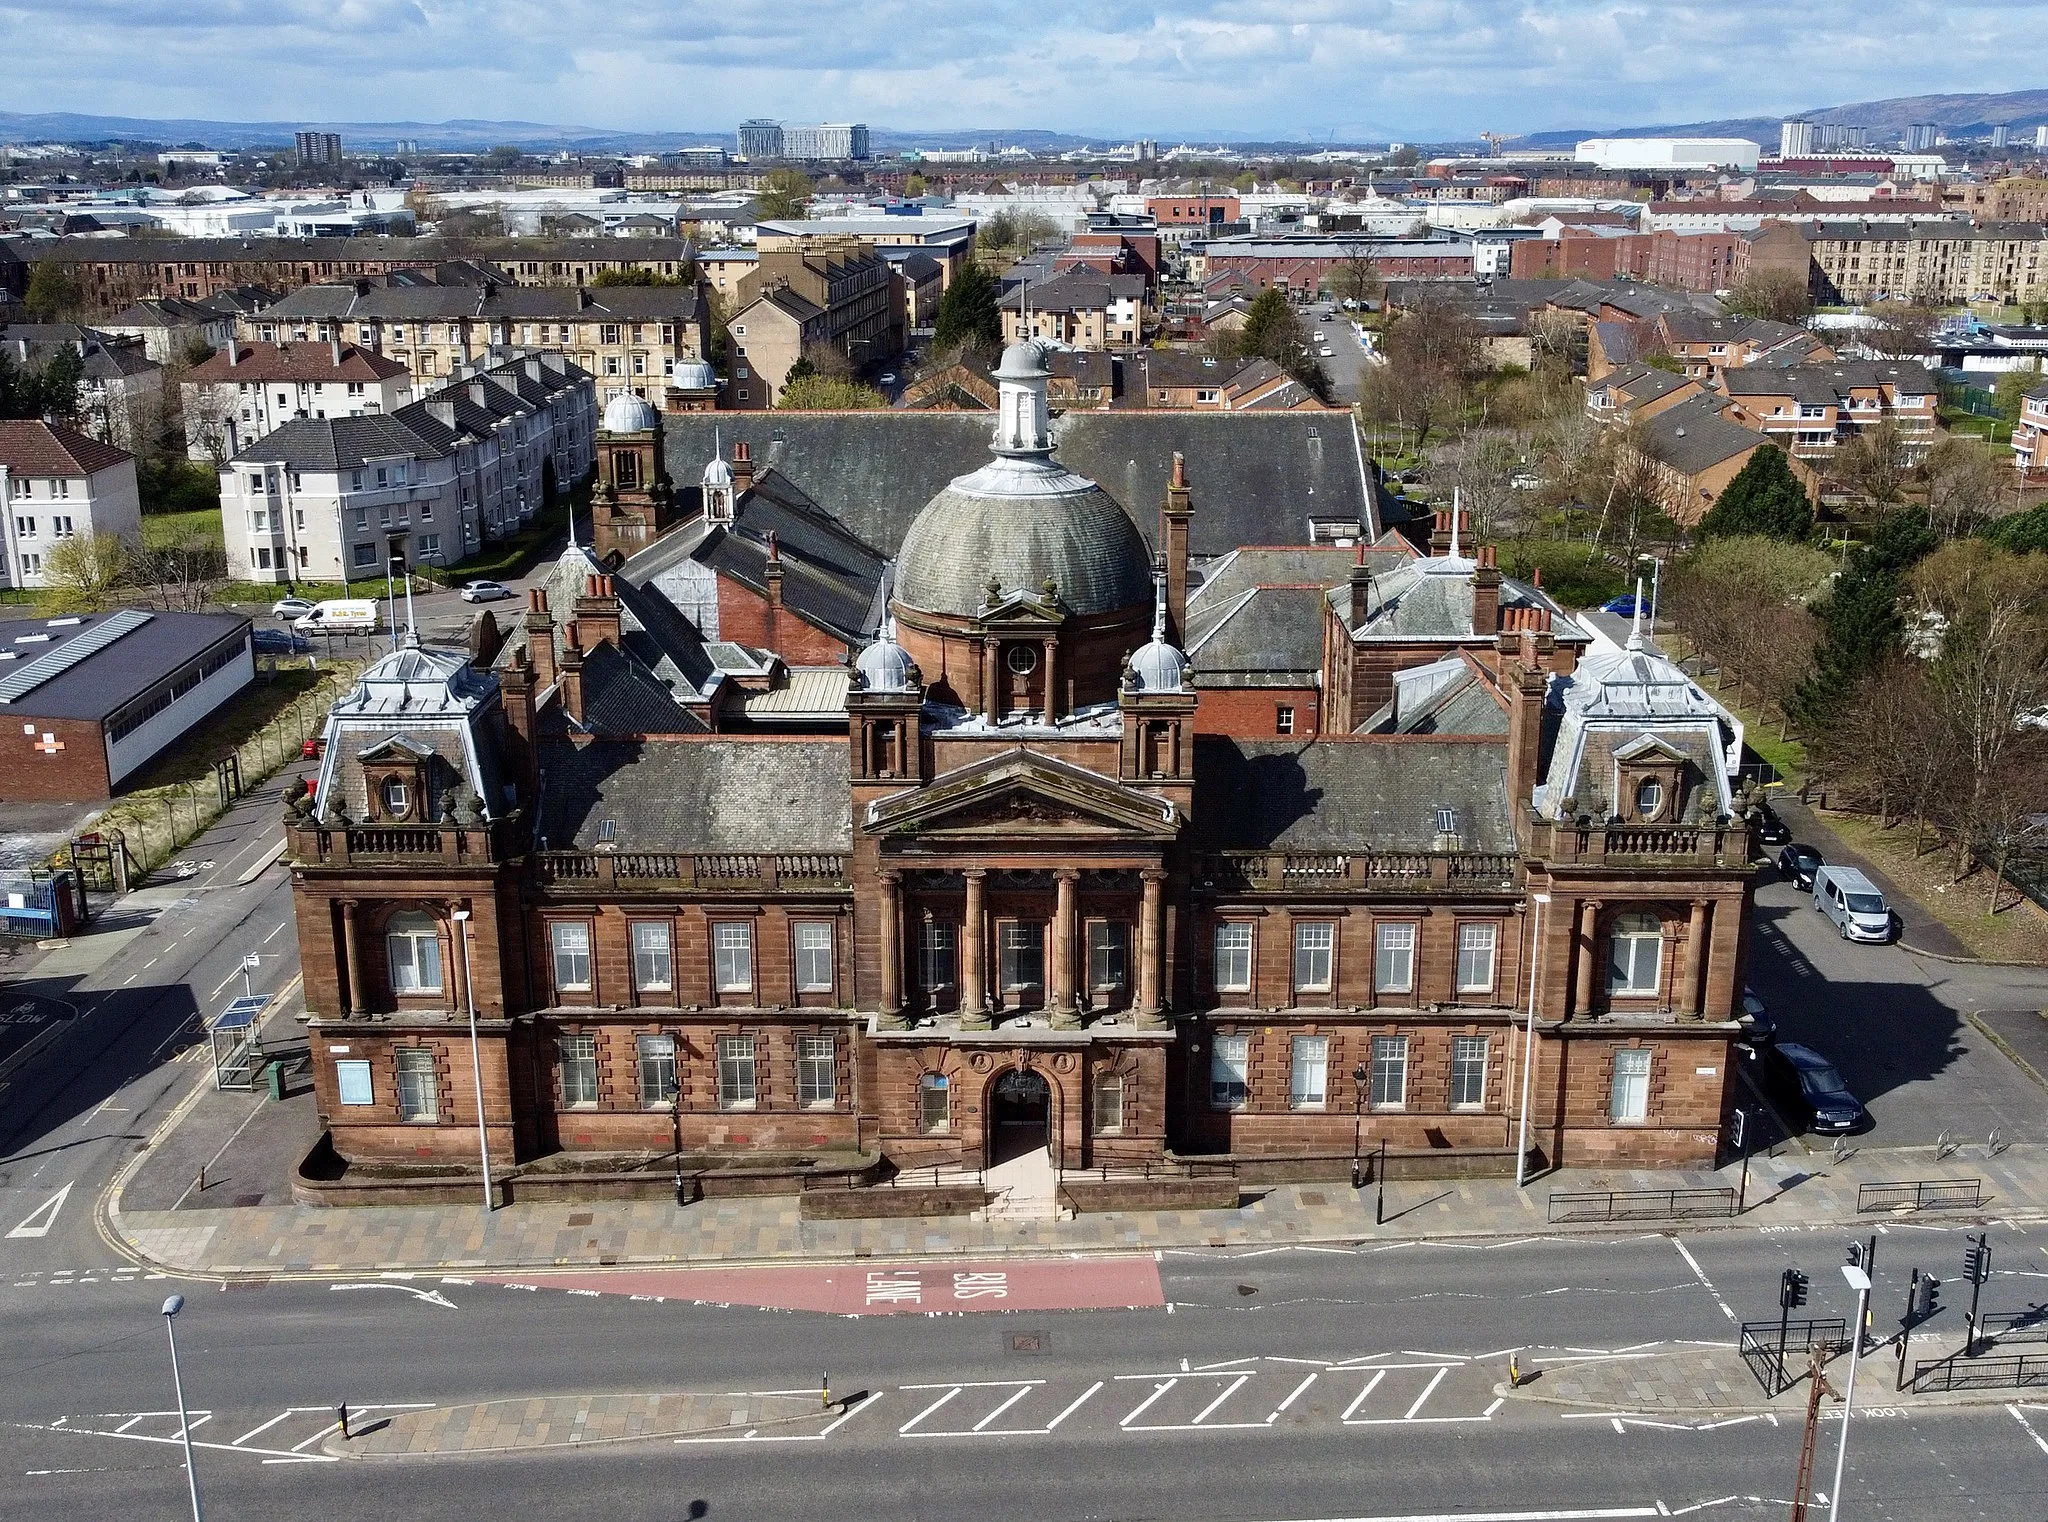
265 1060 286 1102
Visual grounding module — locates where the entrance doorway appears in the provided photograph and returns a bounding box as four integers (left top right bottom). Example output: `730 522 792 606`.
988 1067 1051 1165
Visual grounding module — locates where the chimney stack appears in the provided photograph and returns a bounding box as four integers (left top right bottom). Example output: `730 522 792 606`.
1470 543 1501 635
498 645 540 804
731 439 755 493
1160 451 1192 645
558 627 586 723
1429 510 1453 557
331 335 342 368
226 339 238 368
572 573 623 652
524 588 556 690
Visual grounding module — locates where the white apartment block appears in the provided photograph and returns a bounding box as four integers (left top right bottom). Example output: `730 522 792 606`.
0 422 143 589
182 339 414 463
217 351 595 585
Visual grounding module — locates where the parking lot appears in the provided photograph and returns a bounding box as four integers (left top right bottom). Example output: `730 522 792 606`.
1741 827 2048 1151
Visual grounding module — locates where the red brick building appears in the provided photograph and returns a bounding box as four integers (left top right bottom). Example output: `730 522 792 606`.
287 344 1755 1208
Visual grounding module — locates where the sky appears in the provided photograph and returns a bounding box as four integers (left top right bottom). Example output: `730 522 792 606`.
1 0 2039 142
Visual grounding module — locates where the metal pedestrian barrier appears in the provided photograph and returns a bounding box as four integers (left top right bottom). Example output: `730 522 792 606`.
1980 1309 2048 1346
1913 1353 2048 1392
1739 1317 1847 1397
1855 1178 1984 1213
1547 1186 1738 1223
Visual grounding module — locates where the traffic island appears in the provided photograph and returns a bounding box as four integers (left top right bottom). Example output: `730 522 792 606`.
322 1390 839 1458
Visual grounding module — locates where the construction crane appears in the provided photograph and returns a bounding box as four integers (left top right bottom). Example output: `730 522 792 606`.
1479 132 1508 157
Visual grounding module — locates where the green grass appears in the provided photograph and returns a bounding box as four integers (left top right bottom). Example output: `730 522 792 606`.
141 510 226 551
114 666 342 792
414 497 573 587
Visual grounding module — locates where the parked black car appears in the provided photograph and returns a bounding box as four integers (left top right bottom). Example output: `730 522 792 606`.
1757 1041 1868 1134
1751 805 1792 849
252 628 308 655
1738 987 1776 1046
1777 843 1823 889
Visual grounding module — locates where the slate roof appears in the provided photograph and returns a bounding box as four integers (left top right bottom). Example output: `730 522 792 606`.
574 643 711 736
658 412 1383 559
0 234 695 267
1638 394 1765 475
260 282 701 323
232 412 444 470
189 340 409 383
536 739 852 852
1364 657 1510 736
1597 363 1692 408
1190 737 1514 854
0 419 134 477
0 609 248 722
1186 586 1327 687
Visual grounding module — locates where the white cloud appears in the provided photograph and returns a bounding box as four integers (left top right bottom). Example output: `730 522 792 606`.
0 0 2036 140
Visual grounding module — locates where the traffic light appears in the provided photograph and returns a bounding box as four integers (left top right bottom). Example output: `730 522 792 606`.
1916 1276 1941 1319
1846 1242 1864 1268
1781 1268 1810 1311
1964 1241 1991 1285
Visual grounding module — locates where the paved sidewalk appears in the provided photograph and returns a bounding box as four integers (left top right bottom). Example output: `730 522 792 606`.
104 1135 2048 1279
324 1390 827 1458
1505 1329 2012 1416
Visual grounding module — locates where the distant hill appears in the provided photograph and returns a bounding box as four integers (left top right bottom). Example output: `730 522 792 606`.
1513 86 2048 151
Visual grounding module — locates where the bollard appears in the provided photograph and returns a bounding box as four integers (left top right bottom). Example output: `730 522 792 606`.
1508 1355 1520 1389
338 1402 351 1441
196 1164 207 1193
821 1373 830 1410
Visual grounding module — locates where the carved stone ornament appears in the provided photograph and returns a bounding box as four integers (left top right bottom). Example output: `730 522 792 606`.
1052 1051 1078 1074
969 1052 993 1072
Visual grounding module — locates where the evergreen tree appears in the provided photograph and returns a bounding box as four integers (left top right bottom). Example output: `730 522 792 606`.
932 262 1001 354
1232 288 1331 401
1985 501 2048 554
1792 508 1938 733
1697 445 1813 541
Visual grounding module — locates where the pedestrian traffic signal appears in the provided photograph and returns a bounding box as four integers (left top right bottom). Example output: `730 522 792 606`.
1915 1276 1941 1319
1780 1268 1809 1310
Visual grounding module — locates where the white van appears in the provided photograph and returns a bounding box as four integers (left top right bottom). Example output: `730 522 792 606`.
1813 865 1891 943
293 599 379 634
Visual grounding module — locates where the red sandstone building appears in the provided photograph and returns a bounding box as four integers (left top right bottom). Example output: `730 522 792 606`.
286 344 1755 1210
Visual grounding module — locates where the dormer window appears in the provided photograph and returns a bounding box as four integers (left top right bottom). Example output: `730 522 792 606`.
1634 778 1664 819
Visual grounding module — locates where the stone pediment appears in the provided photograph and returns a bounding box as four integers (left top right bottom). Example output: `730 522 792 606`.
864 748 1179 840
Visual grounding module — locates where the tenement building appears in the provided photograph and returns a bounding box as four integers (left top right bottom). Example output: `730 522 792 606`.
287 341 1754 1208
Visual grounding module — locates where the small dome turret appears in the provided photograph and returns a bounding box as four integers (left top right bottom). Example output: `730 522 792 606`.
601 393 659 434
855 620 919 693
1126 573 1189 693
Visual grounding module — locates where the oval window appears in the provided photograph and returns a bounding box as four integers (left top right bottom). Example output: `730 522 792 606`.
382 778 410 817
1635 777 1663 819
1006 644 1039 675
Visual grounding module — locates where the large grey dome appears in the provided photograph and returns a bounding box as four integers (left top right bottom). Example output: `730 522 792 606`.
894 459 1154 618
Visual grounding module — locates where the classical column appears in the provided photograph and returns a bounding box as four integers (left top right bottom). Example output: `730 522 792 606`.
340 899 366 1015
446 900 468 1015
1042 638 1060 723
1136 868 1166 1028
981 640 1000 724
877 869 905 1030
1685 899 1710 1019
960 868 990 1030
1571 899 1600 1019
1051 868 1081 1028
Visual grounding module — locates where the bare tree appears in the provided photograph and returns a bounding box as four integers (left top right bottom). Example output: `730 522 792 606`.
1922 436 2005 539
133 535 229 613
1436 431 1523 541
1832 416 1913 515
1862 301 1937 359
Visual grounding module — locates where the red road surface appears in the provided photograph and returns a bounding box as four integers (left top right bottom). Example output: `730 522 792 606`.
479 1256 1163 1315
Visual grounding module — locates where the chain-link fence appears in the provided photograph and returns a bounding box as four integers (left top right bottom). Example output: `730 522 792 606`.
91 661 363 882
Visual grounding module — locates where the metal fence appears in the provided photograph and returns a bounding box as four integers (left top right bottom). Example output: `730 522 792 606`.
1547 1187 1739 1223
1856 1178 1985 1213
1981 1310 2048 1347
1912 1353 2048 1393
1740 1317 1848 1397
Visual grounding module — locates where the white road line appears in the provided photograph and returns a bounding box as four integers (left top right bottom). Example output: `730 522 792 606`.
1044 1381 1100 1431
290 1421 343 1452
1119 1379 1176 1427
1403 1367 1450 1420
262 922 287 944
2009 1403 2048 1457
1670 1238 1738 1323
1271 1372 1318 1419
1343 1370 1387 1419
37 1422 325 1465
972 1385 1037 1432
1224 1509 1659 1521
898 1388 962 1434
1191 1373 1250 1425
817 1393 879 1436
208 966 245 999
901 1378 1047 1390
8 1182 74 1239
232 1412 297 1446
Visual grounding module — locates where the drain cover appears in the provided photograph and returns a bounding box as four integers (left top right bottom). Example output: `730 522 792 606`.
1009 1331 1046 1354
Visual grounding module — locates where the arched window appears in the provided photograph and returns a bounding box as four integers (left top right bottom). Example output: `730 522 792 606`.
386 911 444 995
1607 911 1662 997
918 1073 950 1134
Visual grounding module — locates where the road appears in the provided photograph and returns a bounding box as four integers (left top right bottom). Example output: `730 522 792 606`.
4 627 2048 1515
5 1227 2048 1519
1306 299 1371 404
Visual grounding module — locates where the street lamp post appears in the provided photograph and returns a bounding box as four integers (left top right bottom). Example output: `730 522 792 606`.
1830 1263 1873 1522
161 1294 204 1522
450 908 492 1213
1515 893 1551 1188
1351 1063 1368 1190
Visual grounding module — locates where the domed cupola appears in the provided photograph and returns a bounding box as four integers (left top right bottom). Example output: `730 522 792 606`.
893 341 1153 623
1125 576 1189 694
853 618 919 693
601 392 659 434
